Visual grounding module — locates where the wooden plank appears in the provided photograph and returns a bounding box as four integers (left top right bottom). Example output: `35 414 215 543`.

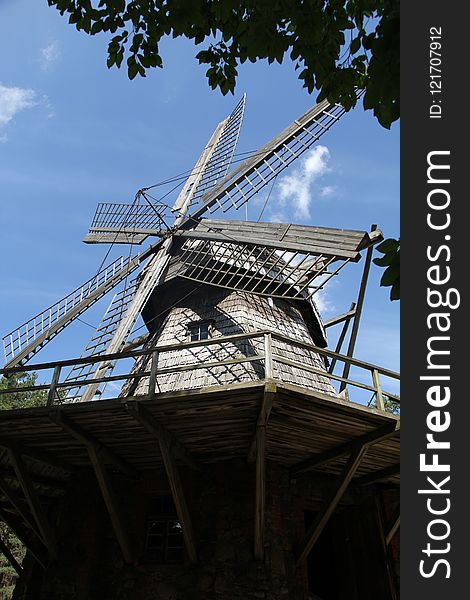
176 230 360 260
49 411 139 480
7 449 57 560
290 421 400 477
87 443 134 564
125 402 199 472
158 435 197 563
295 444 369 567
0 531 24 578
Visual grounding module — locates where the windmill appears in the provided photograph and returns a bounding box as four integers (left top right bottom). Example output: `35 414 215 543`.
2 93 382 399
0 95 400 599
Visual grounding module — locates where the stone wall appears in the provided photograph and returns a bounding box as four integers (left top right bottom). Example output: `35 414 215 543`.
13 461 398 600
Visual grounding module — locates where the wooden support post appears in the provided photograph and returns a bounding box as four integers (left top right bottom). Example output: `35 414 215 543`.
386 510 400 546
126 402 199 472
87 444 134 565
372 368 385 411
0 476 41 540
158 435 198 563
248 383 276 463
47 365 62 407
295 444 369 567
340 225 377 391
50 411 139 480
251 384 276 561
290 420 400 478
0 532 24 578
264 332 274 380
254 422 266 561
147 350 159 398
7 449 58 560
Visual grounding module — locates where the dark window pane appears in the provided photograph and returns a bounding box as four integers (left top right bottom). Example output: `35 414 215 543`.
144 497 183 564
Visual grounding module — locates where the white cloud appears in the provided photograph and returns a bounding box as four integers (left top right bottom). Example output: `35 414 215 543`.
275 145 331 220
40 42 61 71
0 84 38 129
320 185 336 197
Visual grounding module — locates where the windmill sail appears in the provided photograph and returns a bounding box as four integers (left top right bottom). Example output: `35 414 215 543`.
2 254 145 368
84 95 246 245
181 98 346 226
84 201 168 245
63 276 139 400
172 220 383 300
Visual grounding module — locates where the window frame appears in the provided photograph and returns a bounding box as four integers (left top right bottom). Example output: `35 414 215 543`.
187 319 214 342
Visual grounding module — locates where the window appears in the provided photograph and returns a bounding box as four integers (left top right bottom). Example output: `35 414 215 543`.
144 496 184 563
188 320 211 341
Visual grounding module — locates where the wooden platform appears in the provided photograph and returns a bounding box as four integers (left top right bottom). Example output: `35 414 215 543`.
0 380 399 484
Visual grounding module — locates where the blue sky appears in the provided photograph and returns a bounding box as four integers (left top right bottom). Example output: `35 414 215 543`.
0 1 399 396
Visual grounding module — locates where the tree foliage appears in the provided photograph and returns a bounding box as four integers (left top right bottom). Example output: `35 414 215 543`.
0 523 24 600
48 0 399 128
373 237 400 300
0 372 47 410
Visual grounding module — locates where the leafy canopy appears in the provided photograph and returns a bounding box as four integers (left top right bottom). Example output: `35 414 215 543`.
0 372 47 410
48 0 399 128
373 237 399 300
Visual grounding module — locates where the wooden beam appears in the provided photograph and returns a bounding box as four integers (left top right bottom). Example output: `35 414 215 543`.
340 225 377 391
0 531 24 578
250 384 276 560
0 506 46 569
386 509 400 546
49 411 139 480
248 383 276 462
295 444 369 567
7 449 58 560
323 305 357 328
328 302 355 374
355 463 400 486
254 421 266 561
290 421 400 478
0 476 42 539
125 402 199 472
158 435 197 563
87 444 134 564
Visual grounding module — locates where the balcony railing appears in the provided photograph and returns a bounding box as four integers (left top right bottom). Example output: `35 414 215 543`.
0 331 399 413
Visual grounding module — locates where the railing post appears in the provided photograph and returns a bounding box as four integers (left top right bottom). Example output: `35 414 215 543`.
264 333 273 380
47 365 62 407
372 369 385 411
147 350 159 398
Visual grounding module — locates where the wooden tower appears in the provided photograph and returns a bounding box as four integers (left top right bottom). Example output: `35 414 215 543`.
0 96 400 599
